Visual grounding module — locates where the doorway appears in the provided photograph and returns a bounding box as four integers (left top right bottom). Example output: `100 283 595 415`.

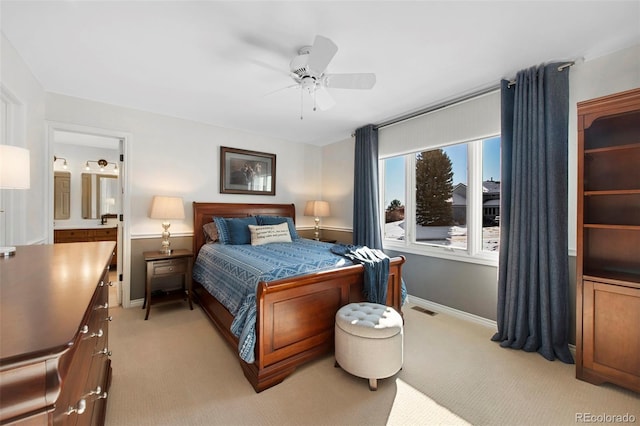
47 122 132 308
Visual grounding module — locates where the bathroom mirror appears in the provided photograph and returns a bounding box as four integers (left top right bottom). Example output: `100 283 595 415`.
82 173 119 219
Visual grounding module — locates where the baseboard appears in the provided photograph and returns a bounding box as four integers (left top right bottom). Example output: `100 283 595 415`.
407 294 497 330
129 298 144 308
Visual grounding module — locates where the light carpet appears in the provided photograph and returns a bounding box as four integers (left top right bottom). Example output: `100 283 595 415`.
104 299 638 426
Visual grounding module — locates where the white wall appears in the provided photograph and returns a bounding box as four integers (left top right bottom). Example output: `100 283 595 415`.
44 93 323 238
320 136 354 231
0 34 46 245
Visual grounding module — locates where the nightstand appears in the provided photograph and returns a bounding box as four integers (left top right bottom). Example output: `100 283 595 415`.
143 249 193 320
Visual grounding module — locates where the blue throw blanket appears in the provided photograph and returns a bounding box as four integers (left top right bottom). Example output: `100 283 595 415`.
330 244 390 305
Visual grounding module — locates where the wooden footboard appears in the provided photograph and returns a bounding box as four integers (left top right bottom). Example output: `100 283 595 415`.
191 202 405 392
194 256 404 392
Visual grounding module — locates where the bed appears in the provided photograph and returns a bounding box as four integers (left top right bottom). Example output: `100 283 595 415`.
192 202 406 392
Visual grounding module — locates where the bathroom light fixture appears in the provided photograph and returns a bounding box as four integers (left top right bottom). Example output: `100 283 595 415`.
85 159 118 174
53 155 68 170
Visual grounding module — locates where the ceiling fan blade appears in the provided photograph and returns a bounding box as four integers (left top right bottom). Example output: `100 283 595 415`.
323 73 376 90
263 84 299 97
307 35 338 76
315 85 336 111
250 59 291 77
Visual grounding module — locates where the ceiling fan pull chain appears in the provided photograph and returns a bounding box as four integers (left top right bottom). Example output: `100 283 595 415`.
313 85 317 112
300 87 304 120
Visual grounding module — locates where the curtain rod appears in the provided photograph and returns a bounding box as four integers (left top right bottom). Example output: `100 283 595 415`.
360 60 575 135
507 61 575 88
374 84 500 130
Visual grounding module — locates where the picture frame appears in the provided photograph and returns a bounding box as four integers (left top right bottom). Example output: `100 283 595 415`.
220 146 276 195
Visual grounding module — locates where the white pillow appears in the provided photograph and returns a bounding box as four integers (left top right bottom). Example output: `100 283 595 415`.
248 222 292 246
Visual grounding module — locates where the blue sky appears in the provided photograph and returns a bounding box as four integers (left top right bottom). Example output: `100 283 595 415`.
383 136 500 208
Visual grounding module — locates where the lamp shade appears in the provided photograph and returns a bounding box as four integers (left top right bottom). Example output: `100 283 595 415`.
0 145 30 189
149 196 185 220
304 200 330 217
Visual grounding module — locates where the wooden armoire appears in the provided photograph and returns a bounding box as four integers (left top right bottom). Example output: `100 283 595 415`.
575 87 640 393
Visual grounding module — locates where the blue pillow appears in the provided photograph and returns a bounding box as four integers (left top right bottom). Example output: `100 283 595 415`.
213 216 257 245
255 215 299 240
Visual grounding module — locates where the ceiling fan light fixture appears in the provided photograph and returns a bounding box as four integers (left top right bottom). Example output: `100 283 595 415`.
301 76 316 93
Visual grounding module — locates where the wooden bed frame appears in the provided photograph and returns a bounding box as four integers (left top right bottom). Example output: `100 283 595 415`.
192 202 405 392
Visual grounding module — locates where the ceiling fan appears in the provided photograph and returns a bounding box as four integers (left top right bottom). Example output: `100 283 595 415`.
281 35 376 115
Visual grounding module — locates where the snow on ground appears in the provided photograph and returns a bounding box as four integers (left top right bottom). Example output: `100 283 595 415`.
384 221 500 251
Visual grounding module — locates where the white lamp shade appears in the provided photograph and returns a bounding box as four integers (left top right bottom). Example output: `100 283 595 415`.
149 196 185 220
0 145 30 189
304 200 330 217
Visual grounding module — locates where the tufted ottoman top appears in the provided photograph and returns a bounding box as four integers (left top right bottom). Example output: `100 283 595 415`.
335 302 403 339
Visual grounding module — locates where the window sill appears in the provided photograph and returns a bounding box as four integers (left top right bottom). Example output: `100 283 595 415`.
383 241 499 267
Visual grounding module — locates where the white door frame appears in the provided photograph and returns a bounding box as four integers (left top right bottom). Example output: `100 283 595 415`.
1 84 27 247
46 121 133 308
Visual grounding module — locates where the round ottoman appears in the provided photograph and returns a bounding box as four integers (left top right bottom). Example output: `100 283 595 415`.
335 302 403 391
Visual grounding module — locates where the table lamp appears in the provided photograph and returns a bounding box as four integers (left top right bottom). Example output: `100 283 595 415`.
0 145 30 257
304 200 330 241
149 195 185 254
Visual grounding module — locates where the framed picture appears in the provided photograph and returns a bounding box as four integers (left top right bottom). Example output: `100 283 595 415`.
220 146 276 195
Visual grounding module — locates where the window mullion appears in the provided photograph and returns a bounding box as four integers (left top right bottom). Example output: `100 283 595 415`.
406 154 416 245
467 141 483 255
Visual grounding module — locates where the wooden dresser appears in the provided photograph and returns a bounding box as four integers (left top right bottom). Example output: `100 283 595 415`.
0 242 115 425
54 228 117 268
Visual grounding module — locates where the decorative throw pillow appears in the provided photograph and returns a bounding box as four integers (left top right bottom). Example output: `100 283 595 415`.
203 222 218 243
255 215 300 240
213 216 258 245
213 217 229 244
248 223 293 246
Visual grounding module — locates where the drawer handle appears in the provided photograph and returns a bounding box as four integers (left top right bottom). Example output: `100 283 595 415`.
87 386 108 401
65 399 86 416
90 329 104 338
80 325 89 334
95 303 109 310
94 347 112 357
87 385 102 396
104 316 113 322
99 280 114 287
99 280 105 287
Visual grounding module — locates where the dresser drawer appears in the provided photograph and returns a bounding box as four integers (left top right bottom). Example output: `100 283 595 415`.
153 259 187 276
55 229 90 243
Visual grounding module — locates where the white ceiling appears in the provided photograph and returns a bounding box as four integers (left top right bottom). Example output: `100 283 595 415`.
2 1 639 146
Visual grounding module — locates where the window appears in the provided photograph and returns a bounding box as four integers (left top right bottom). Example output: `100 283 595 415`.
382 136 500 265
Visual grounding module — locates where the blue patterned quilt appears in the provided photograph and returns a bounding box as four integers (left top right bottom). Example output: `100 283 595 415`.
192 239 353 363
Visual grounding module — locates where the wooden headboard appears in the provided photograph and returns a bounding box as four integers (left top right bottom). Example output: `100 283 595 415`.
192 202 296 255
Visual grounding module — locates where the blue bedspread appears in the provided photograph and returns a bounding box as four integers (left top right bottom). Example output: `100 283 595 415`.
192 239 353 363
